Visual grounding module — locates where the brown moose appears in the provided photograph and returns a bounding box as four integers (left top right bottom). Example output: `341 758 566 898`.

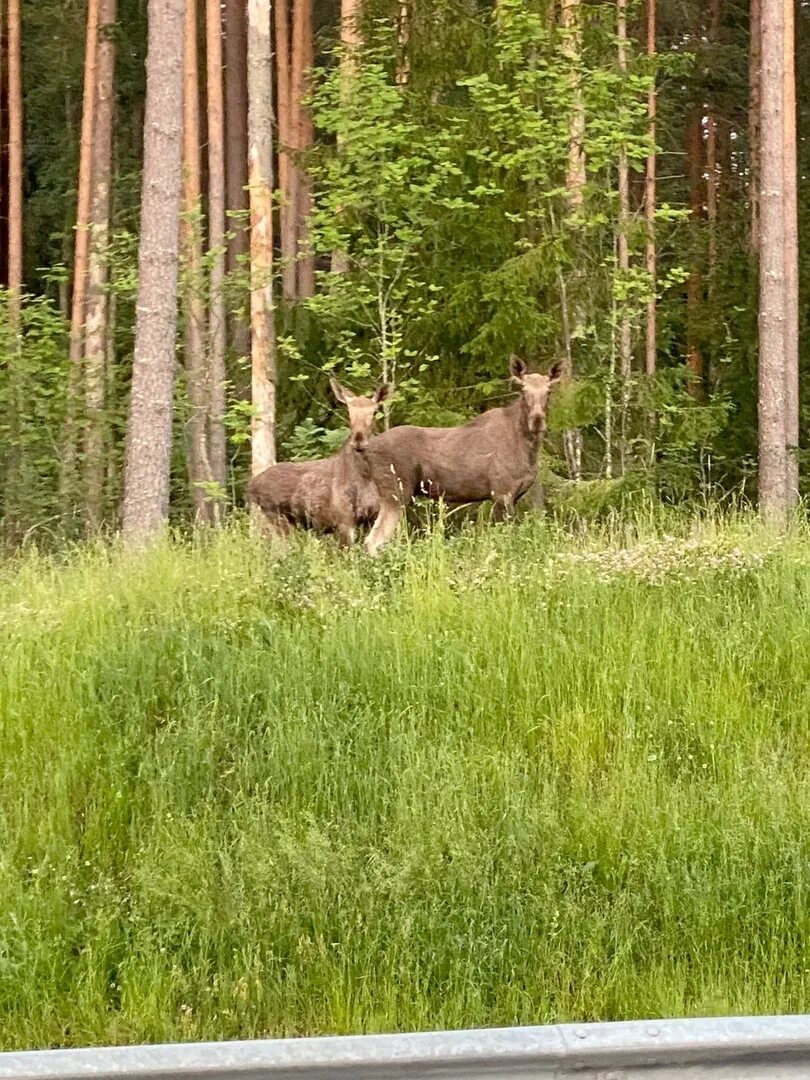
247 379 392 547
363 356 561 555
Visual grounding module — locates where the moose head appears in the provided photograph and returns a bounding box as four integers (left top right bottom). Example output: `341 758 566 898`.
329 378 393 451
509 355 563 435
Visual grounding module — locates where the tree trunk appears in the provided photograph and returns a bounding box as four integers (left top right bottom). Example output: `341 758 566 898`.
248 0 277 474
706 0 720 321
757 0 787 521
182 0 215 524
783 0 799 504
276 0 296 301
331 0 362 275
561 0 585 209
749 0 761 254
395 0 410 88
63 0 100 503
617 0 631 474
121 0 186 541
645 0 656 379
686 105 704 394
224 0 250 359
706 110 717 282
206 0 228 494
7 0 21 326
561 0 584 481
83 0 117 533
291 0 314 298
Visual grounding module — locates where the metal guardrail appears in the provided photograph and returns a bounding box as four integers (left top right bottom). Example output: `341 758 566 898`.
2 1016 810 1079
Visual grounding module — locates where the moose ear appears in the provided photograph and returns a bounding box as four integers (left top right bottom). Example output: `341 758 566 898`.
373 383 394 405
329 377 353 405
548 360 564 384
509 354 528 381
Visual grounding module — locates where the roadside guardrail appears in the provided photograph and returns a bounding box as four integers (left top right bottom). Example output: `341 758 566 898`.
2 1015 810 1079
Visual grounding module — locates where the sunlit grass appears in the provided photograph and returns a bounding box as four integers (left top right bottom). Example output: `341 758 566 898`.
2 512 810 1049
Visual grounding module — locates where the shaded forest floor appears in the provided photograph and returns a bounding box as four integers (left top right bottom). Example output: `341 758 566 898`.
2 512 810 1049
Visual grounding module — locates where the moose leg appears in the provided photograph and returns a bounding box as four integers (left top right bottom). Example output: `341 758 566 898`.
365 499 403 556
491 494 515 523
252 511 294 546
336 523 356 549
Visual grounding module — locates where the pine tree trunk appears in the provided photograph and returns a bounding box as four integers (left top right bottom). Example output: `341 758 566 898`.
645 0 656 379
706 109 717 280
248 0 277 474
706 0 720 322
182 0 215 524
276 0 296 301
686 105 704 394
224 0 250 359
617 0 631 474
291 0 314 298
7 0 21 325
331 0 362 275
63 0 100 504
83 0 117 533
749 0 761 254
121 0 186 541
561 0 584 481
4 0 22 526
783 0 799 504
206 0 228 494
758 0 787 521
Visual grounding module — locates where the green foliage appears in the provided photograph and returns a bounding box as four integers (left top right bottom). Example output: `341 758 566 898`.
5 0 804 535
0 294 70 545
3 518 810 1046
307 48 474 416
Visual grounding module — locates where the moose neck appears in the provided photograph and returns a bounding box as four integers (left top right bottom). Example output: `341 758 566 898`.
337 435 369 478
506 396 545 453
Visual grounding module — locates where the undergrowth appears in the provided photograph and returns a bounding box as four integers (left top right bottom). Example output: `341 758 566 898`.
1 511 809 1048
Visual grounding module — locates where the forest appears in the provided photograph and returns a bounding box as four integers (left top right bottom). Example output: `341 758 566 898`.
0 0 803 542
3 0 810 1053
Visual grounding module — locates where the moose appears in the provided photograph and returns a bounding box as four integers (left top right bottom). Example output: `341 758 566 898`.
247 379 392 547
362 356 561 555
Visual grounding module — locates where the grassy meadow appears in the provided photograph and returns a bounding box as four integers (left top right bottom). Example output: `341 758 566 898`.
2 512 810 1049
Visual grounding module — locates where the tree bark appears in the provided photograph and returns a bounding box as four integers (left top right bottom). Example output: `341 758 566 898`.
206 0 228 493
224 0 250 359
62 0 100 502
83 0 118 533
395 0 410 88
276 0 296 301
645 0 656 379
69 0 100 348
7 0 21 325
182 0 215 524
749 0 761 254
757 0 787 521
561 0 585 209
331 0 362 275
248 0 277 474
617 0 631 474
121 0 186 541
560 0 584 481
291 0 314 298
706 0 720 312
686 105 704 394
783 0 799 504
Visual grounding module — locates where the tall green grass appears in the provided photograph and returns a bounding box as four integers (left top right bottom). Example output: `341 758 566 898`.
2 515 810 1049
